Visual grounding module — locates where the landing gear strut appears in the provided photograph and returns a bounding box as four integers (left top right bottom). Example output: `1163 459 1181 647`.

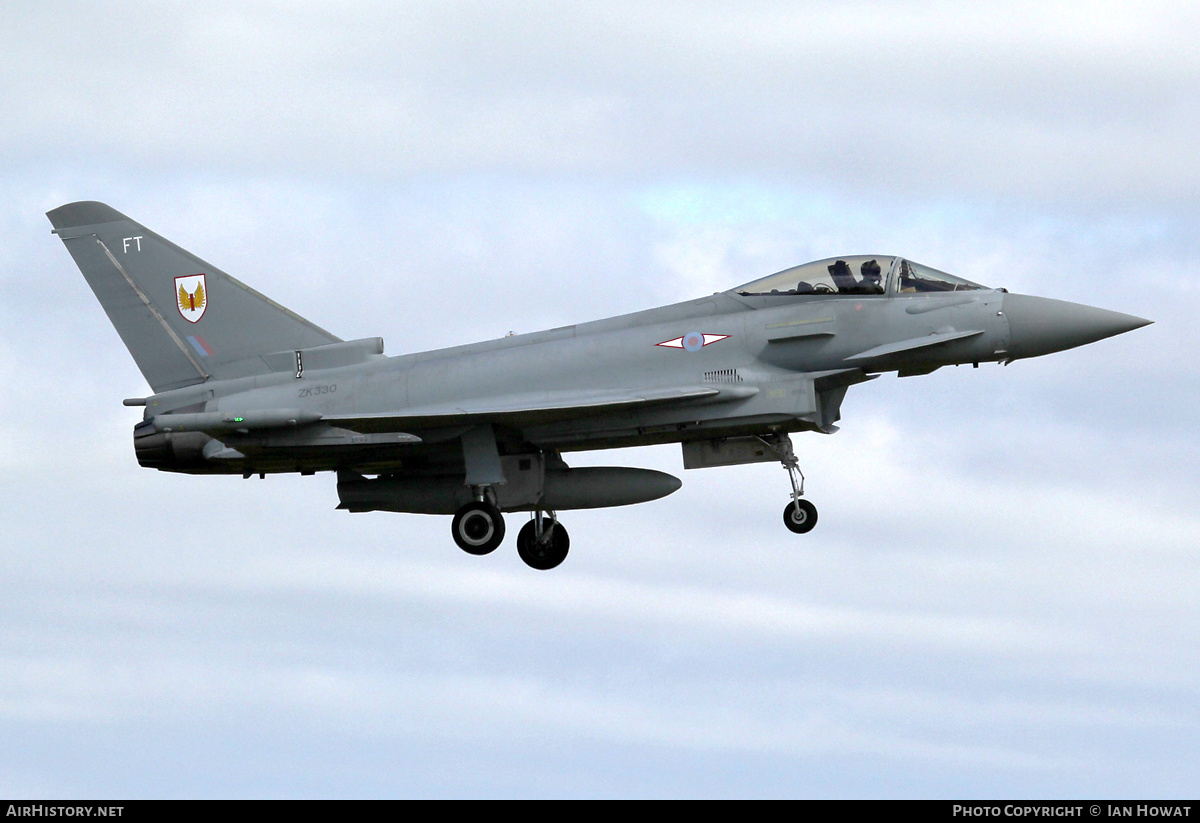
758 434 818 535
516 510 570 570
451 499 506 555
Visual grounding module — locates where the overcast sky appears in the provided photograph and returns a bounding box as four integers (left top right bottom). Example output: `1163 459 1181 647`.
1 0 1197 798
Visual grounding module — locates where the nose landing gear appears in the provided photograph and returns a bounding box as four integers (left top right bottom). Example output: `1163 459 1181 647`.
758 434 819 535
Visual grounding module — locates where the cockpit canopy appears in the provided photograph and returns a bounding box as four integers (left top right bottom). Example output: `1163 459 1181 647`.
732 256 988 297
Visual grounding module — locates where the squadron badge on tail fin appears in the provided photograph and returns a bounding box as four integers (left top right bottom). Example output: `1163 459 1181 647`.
175 274 207 323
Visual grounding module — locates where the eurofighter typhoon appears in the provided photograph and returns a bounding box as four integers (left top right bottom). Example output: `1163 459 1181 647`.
48 202 1151 570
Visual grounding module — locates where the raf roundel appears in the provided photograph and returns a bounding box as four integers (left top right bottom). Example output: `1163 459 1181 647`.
656 332 730 351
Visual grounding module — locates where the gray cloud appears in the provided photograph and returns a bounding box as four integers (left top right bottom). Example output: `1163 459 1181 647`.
4 2 1200 202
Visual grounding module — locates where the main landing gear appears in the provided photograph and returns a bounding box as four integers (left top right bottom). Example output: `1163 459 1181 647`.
451 495 569 571
451 500 506 555
516 511 570 571
759 434 818 535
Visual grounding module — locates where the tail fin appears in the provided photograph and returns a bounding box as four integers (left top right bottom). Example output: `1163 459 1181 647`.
47 201 340 393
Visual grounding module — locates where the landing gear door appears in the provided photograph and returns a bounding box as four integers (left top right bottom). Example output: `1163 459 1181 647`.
682 437 779 469
496 454 546 508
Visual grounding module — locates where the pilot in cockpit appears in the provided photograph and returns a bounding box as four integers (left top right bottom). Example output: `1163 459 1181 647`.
860 259 884 294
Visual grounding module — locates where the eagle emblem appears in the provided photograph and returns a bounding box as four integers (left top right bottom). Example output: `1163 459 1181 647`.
175 274 207 323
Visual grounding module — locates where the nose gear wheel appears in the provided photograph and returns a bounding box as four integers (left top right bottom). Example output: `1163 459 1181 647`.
758 433 819 535
783 498 818 533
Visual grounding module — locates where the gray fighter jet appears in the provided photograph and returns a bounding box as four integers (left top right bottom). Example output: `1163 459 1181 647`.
48 201 1151 569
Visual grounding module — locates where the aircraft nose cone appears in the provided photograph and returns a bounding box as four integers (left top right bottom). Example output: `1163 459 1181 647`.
1003 293 1151 359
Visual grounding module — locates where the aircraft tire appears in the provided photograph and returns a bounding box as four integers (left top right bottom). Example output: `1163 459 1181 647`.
783 499 818 534
517 520 570 570
452 502 506 555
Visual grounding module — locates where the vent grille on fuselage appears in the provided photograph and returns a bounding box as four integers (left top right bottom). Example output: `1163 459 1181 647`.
703 368 743 383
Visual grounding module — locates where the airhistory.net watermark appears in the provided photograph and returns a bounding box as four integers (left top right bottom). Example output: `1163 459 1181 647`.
6 807 123 818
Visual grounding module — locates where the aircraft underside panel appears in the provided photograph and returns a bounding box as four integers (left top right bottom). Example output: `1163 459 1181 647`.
132 368 853 477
